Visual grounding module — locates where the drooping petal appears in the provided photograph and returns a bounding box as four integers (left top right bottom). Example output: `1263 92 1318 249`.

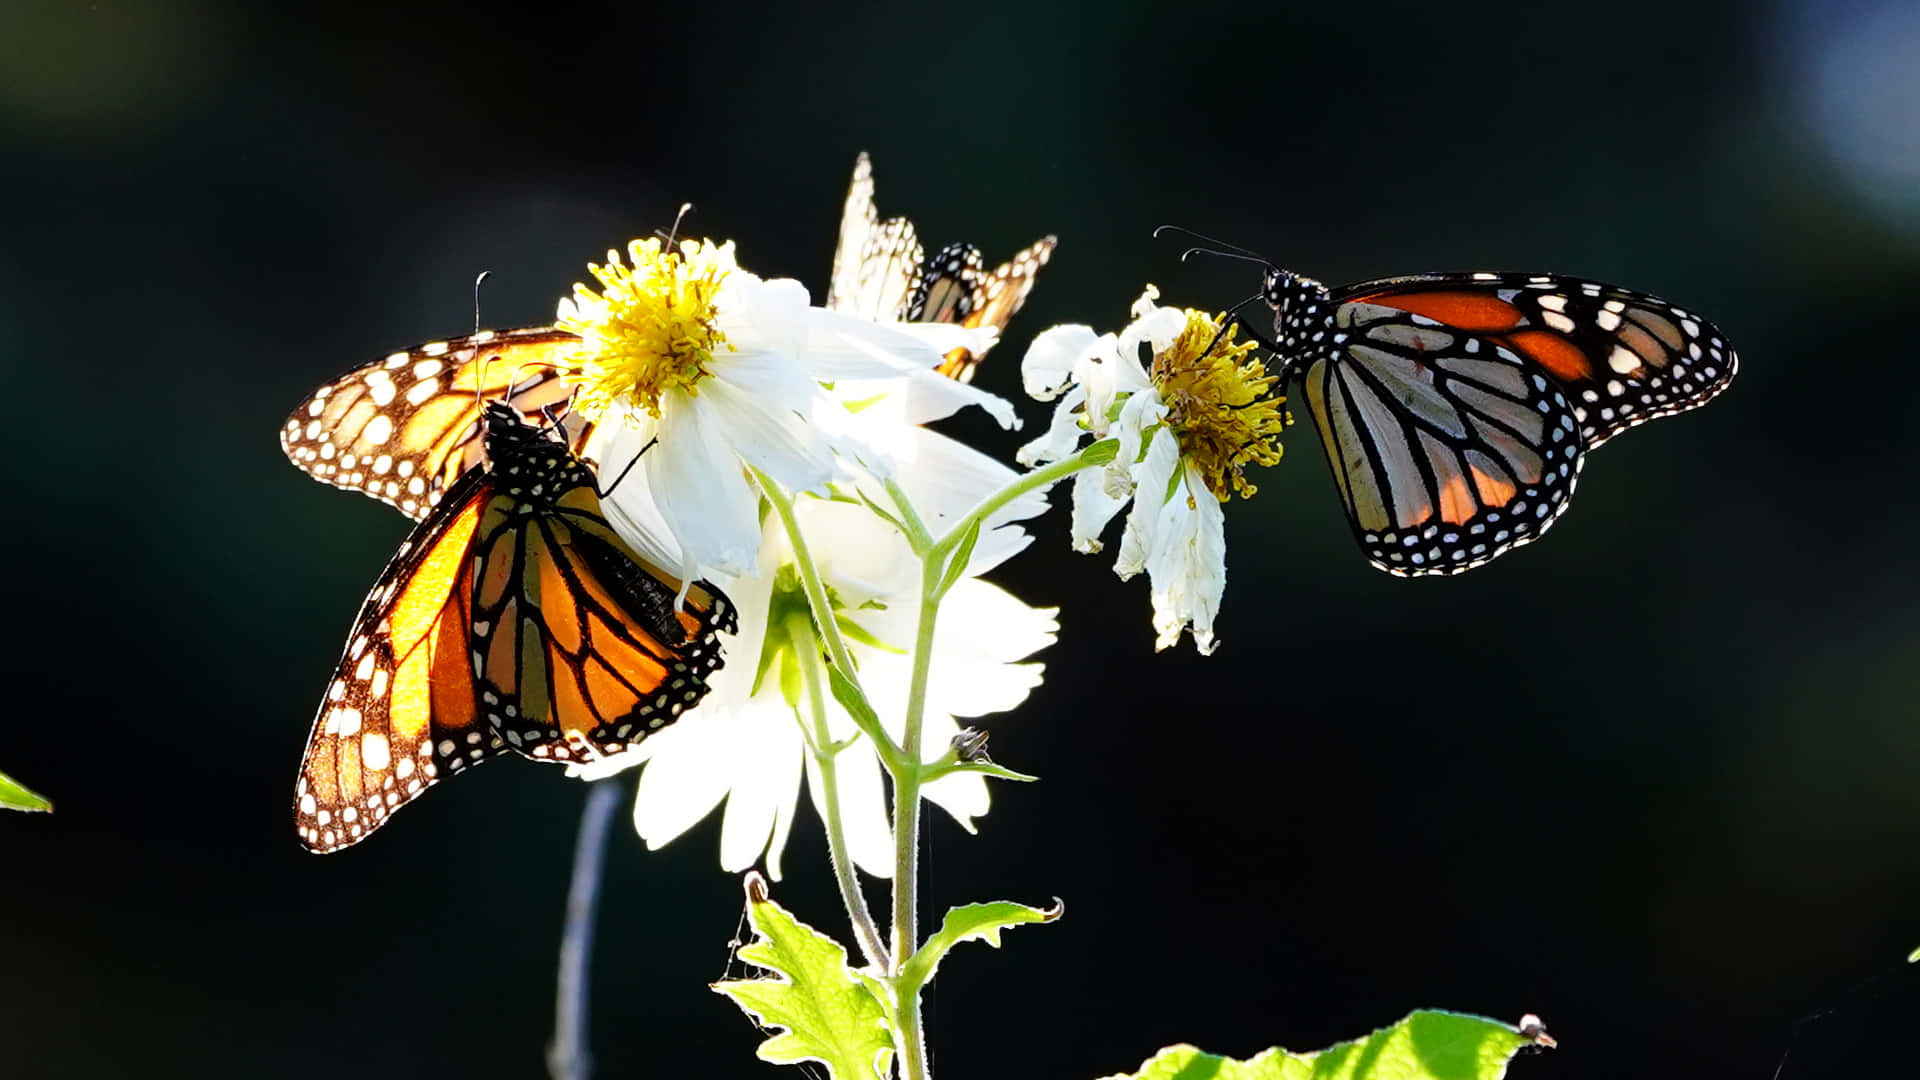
631 716 740 851
716 704 807 877
1115 422 1182 580
1144 461 1227 655
1017 384 1088 467
1068 466 1127 554
1021 324 1099 401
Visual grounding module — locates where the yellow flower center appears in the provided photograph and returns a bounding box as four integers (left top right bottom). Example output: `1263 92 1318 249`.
1145 291 1290 501
561 237 736 420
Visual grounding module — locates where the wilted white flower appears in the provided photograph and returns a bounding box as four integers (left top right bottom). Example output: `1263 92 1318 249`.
1018 286 1287 654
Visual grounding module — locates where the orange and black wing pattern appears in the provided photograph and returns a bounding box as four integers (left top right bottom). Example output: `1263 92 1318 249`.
825 153 1055 381
1332 272 1736 448
914 238 1058 383
294 468 504 852
464 405 736 764
280 327 587 521
294 403 734 853
1277 270 1735 577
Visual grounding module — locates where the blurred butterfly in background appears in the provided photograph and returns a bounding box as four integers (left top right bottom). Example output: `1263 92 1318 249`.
1170 232 1737 577
828 152 1056 382
293 402 735 853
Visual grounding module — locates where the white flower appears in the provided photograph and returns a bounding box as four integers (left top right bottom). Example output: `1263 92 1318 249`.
564 238 996 582
572 427 1055 880
1017 286 1286 655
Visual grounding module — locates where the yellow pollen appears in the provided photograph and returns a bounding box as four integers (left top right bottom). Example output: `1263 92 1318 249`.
1146 293 1290 501
559 237 737 420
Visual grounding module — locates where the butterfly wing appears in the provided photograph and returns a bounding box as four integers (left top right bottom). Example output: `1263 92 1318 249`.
280 327 586 521
828 152 880 314
294 471 505 853
908 242 987 323
1333 272 1737 448
466 423 737 765
932 236 1057 382
1303 303 1587 576
1299 272 1737 577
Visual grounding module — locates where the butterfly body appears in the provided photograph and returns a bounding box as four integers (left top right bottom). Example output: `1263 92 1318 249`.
294 403 733 853
1244 266 1736 577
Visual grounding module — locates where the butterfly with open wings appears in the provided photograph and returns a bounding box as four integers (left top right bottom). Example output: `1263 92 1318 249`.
293 402 735 853
1177 238 1736 576
827 151 1056 382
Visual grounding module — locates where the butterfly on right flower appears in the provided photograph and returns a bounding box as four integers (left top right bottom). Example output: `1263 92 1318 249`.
1174 234 1738 577
828 152 1056 382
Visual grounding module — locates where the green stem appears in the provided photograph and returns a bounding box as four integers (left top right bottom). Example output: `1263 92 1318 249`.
885 554 945 1080
752 467 907 773
786 614 888 971
928 440 1115 559
883 476 935 553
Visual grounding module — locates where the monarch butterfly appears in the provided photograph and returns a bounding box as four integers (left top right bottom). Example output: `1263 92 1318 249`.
293 402 735 853
1204 252 1736 576
281 327 589 521
827 152 1056 381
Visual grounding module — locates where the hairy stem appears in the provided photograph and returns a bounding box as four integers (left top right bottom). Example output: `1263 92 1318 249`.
929 440 1115 559
886 554 946 1080
752 468 907 772
787 614 888 970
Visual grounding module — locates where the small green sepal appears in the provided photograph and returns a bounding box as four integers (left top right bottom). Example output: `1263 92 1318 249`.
1081 437 1121 466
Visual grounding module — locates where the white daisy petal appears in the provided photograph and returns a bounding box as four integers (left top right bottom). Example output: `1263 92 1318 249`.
1017 383 1088 467
642 393 763 579
1116 424 1180 580
1022 324 1099 401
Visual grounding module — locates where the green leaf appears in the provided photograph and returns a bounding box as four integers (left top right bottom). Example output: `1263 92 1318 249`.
1095 1010 1554 1080
713 892 893 1079
0 768 50 812
922 759 1040 785
898 900 1062 996
937 518 983 597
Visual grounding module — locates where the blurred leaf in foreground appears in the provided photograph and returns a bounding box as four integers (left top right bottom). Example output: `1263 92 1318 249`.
0 768 50 812
1096 1009 1555 1080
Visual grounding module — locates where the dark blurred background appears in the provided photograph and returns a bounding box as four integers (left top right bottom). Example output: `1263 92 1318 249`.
5 0 1920 1076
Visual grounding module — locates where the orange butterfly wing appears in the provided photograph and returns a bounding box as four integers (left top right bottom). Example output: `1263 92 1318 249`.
280 327 587 521
294 472 503 853
471 479 734 764
1335 273 1737 449
933 236 1057 383
295 406 737 851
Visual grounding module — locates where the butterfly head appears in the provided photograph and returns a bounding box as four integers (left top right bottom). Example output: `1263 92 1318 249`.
1260 266 1334 360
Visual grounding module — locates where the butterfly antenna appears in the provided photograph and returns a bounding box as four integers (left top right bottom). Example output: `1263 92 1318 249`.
1152 224 1269 261
473 270 491 333
1181 246 1273 269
